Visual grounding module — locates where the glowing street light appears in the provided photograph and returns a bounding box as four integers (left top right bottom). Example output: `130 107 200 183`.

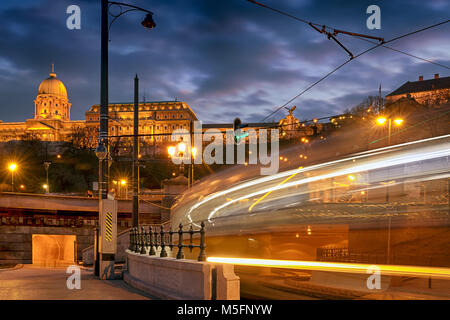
8 163 17 192
376 117 387 125
118 179 128 199
376 117 404 145
168 146 176 157
178 141 186 153
42 184 48 191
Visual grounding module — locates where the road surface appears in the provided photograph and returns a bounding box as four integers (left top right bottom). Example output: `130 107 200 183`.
0 265 154 300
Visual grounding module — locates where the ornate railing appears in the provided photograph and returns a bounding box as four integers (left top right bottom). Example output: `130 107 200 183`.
128 222 206 261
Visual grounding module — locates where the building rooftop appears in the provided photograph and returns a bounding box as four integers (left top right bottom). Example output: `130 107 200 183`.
386 75 450 97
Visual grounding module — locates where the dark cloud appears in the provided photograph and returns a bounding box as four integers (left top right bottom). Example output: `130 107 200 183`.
0 0 448 123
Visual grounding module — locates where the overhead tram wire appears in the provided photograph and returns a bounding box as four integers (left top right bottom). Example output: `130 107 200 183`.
246 1 450 121
353 36 450 70
259 18 450 121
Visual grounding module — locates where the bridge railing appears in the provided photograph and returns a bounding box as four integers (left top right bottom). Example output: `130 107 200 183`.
129 222 206 261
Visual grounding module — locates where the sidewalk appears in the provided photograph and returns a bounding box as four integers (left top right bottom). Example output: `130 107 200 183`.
0 265 155 300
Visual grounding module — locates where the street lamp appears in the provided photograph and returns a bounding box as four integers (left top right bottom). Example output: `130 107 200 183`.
98 0 156 202
97 0 155 278
168 146 176 157
43 160 52 194
375 116 403 264
119 179 127 199
8 163 17 192
376 116 404 145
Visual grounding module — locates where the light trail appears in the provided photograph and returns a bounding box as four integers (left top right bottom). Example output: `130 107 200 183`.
207 257 450 279
248 166 303 212
182 135 450 224
206 143 450 220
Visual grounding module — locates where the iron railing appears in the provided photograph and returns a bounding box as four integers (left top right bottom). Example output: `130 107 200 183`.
128 222 206 261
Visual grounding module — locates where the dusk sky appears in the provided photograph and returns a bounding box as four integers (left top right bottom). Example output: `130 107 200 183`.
0 0 448 123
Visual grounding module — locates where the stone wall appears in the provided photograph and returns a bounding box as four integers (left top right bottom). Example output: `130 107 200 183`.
124 250 240 300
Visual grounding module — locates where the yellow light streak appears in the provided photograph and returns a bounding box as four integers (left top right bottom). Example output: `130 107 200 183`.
248 166 302 212
207 257 450 279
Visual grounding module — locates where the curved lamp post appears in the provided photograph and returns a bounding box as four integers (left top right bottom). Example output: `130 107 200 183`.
96 0 155 277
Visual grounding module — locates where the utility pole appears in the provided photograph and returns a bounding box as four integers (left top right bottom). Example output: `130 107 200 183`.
132 75 139 228
190 120 194 187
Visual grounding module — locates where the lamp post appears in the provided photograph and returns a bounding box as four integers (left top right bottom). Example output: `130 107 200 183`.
132 75 139 227
376 116 404 264
8 163 17 192
43 161 52 194
168 139 189 176
96 1 155 277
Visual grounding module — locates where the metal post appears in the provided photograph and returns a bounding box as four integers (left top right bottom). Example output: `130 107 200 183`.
160 225 167 257
190 120 194 187
11 171 13 192
132 75 139 228
149 226 155 255
198 221 206 261
100 0 109 200
387 214 391 264
388 118 392 146
94 227 100 276
176 223 184 259
140 226 146 254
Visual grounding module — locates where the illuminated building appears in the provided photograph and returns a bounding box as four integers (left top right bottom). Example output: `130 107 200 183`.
386 74 450 105
0 67 198 155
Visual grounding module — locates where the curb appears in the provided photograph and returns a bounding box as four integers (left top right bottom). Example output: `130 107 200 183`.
0 264 23 272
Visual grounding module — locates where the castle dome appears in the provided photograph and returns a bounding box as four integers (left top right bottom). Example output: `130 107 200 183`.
37 68 67 98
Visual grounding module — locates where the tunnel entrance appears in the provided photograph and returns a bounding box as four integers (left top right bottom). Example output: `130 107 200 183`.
32 234 76 267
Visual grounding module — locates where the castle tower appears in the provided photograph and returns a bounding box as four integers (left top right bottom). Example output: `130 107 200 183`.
34 64 71 121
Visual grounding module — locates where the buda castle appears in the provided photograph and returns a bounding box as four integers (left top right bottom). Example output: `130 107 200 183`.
0 67 198 153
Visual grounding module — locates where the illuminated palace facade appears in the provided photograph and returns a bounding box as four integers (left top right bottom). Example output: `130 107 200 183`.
0 69 310 153
0 68 84 142
0 69 198 153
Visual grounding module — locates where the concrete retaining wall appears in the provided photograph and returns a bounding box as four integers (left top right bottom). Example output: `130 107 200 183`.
124 250 239 300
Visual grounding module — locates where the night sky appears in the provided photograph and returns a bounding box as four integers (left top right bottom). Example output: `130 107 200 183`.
0 0 448 123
